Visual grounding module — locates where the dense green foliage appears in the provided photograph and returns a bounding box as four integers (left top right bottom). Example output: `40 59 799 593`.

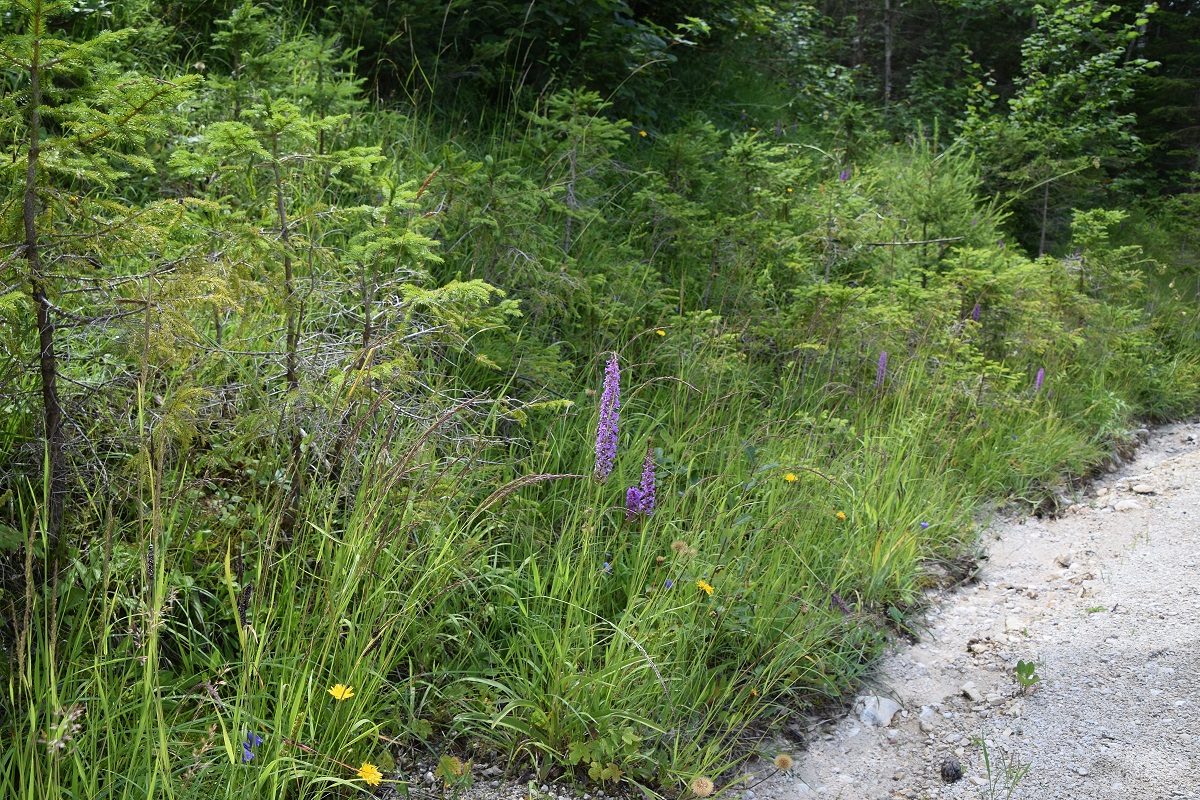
1 0 1198 797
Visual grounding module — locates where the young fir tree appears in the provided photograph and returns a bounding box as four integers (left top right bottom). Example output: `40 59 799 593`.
0 0 200 559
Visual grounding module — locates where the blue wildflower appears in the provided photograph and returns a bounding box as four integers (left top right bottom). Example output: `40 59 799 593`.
243 732 263 763
920 522 929 529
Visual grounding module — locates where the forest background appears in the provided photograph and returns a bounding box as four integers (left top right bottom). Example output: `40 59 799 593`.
1 0 1198 797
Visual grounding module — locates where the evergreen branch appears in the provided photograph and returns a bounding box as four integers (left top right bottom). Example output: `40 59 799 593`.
864 236 965 247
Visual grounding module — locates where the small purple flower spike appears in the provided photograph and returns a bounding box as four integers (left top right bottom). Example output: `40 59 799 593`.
625 485 643 518
875 350 888 390
637 449 656 515
998 237 1005 249
1035 368 1045 394
839 167 850 182
972 303 981 322
625 449 657 518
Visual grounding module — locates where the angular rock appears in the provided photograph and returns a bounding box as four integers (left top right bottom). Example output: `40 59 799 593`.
918 706 937 733
1114 498 1142 512
960 682 983 702
858 695 903 727
1131 484 1155 494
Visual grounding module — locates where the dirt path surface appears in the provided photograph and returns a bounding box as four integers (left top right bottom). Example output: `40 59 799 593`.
745 420 1200 800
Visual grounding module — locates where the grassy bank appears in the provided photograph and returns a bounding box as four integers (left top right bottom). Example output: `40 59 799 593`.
2 5 1200 798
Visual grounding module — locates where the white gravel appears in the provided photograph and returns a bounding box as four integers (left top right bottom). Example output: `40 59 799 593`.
741 420 1200 800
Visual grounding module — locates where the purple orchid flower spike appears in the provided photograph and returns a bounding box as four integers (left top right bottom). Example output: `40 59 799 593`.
875 350 888 390
625 449 657 519
625 486 643 519
594 354 620 481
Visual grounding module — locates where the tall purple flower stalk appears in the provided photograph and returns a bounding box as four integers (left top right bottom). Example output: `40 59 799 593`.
971 303 981 322
1034 367 1045 394
626 449 657 518
595 354 620 481
875 350 888 390
839 167 851 182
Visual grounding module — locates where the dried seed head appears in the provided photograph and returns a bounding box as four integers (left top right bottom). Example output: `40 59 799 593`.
690 777 715 798
773 754 794 770
40 704 85 756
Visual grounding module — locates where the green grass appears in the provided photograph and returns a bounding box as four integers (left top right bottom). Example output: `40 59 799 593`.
3 9 1200 798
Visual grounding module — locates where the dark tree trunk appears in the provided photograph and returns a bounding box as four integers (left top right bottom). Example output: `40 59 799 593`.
23 26 66 560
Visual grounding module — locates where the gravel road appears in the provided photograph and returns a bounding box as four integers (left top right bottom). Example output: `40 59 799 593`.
745 420 1200 800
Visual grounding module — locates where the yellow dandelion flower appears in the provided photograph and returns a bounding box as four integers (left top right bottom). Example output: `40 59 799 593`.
328 683 354 701
784 472 797 482
749 688 758 698
690 776 715 798
671 540 688 553
655 329 666 336
773 754 794 770
786 187 793 193
696 579 714 596
358 762 383 786
835 511 846 521
639 130 648 137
